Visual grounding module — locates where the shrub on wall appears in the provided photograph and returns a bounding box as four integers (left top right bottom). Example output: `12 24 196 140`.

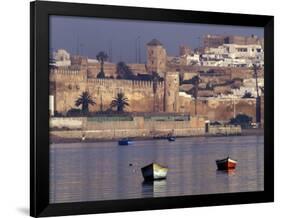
229 114 253 128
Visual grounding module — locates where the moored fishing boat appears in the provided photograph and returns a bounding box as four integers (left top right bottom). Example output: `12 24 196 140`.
141 163 168 181
118 138 133 146
216 156 237 170
167 136 176 141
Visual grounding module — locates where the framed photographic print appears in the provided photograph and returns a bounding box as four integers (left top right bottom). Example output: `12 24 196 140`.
30 1 274 217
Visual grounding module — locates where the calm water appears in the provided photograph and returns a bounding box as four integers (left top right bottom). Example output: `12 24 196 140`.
50 135 264 203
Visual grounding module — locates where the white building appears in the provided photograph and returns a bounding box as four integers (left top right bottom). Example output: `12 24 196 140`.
185 53 200 66
220 78 264 98
201 44 264 67
51 49 71 67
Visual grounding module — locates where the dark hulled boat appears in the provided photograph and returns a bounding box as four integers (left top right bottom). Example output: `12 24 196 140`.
167 132 176 141
118 138 133 146
216 156 237 170
167 136 176 141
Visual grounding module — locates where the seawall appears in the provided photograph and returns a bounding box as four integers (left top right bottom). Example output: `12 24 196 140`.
50 116 242 142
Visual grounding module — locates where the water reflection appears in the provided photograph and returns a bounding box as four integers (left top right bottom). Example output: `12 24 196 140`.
142 180 167 198
216 169 236 176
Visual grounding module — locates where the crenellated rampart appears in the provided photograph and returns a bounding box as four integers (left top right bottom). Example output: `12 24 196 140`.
50 69 87 82
86 78 164 90
51 71 166 113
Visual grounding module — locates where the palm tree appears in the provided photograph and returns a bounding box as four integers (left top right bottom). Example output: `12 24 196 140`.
96 51 108 78
75 91 96 114
110 92 129 112
253 64 261 123
253 64 260 98
192 75 200 115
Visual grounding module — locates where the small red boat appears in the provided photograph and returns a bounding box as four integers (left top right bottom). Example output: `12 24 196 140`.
216 156 237 170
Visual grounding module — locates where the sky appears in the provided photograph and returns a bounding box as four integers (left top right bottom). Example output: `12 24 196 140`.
50 15 263 63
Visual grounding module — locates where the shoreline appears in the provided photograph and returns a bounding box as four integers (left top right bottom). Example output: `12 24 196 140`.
50 128 264 144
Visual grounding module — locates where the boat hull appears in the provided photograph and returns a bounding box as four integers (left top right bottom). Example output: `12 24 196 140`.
141 163 168 181
216 157 237 170
118 140 133 146
167 137 176 141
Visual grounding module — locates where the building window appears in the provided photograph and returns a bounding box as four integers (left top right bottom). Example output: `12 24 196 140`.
237 48 247 52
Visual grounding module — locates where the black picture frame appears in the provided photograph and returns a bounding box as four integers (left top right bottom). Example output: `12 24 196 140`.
30 1 274 217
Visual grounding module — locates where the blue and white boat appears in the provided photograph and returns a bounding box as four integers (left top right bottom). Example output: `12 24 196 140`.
167 136 176 141
118 138 133 146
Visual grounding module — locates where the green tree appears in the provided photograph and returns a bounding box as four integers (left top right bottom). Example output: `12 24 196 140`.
110 92 129 112
242 91 254 98
66 108 82 116
230 114 253 128
75 91 96 114
116 61 135 79
191 75 200 115
96 51 108 78
151 71 162 81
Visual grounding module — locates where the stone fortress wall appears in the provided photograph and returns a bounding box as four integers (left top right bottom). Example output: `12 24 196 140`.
50 68 258 122
50 68 165 114
178 96 257 122
69 57 148 79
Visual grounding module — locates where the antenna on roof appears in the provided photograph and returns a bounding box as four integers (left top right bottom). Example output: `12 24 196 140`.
135 36 141 63
108 40 112 62
50 47 54 59
119 46 123 61
80 43 84 56
138 36 141 63
134 39 136 63
76 35 79 55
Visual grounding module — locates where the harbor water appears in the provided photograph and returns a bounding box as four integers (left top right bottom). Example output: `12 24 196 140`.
50 135 264 203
